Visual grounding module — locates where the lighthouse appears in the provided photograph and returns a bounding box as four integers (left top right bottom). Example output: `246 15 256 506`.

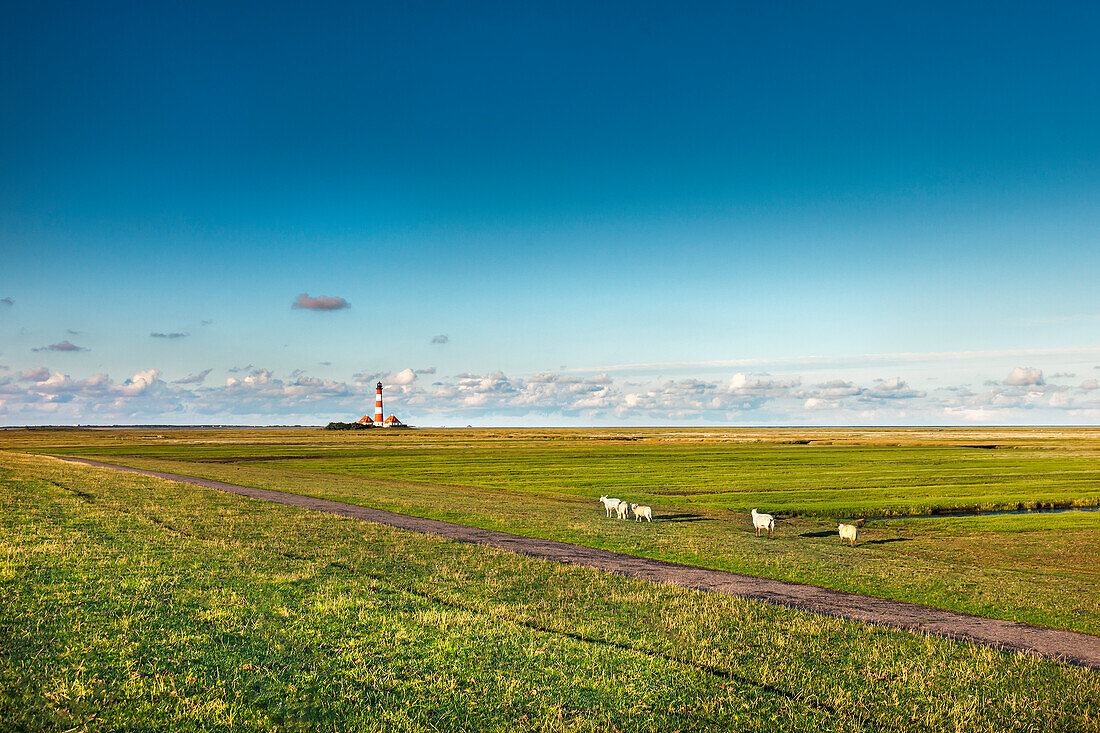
374 382 384 425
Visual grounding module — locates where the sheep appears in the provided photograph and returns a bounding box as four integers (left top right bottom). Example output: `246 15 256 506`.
599 495 622 518
616 500 630 520
838 522 859 547
750 508 775 538
630 503 653 522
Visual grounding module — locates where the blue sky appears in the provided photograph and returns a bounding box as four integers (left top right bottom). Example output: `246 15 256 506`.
2 1 1099 425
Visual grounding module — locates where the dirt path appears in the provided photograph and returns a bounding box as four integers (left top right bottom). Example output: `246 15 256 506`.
55 455 1100 669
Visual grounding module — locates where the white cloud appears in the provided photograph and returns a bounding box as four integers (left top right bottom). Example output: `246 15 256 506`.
204 368 356 416
867 378 925 399
1004 367 1045 387
1049 391 1072 408
942 406 999 422
115 369 160 396
19 367 51 382
391 368 417 386
83 374 110 388
812 379 863 397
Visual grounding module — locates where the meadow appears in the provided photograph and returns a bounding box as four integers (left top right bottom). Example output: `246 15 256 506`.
2 451 1098 732
9 426 1099 516
4 427 1098 635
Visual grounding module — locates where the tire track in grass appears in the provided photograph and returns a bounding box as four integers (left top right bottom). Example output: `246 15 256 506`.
51 455 1100 670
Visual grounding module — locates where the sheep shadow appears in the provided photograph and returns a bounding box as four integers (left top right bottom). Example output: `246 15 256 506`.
798 530 911 545
658 513 712 523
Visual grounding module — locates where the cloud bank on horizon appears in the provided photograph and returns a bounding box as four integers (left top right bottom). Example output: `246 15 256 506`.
2 359 1098 426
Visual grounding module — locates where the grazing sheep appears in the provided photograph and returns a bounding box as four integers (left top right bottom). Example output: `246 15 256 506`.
630 503 653 522
599 495 622 518
838 522 859 547
750 508 775 538
616 501 630 520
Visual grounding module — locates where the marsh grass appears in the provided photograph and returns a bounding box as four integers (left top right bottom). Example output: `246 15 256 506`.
2 453 1098 732
17 427 1100 516
5 428 1100 635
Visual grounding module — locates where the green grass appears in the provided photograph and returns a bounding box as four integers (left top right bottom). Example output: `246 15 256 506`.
13 426 1100 517
2 453 1098 732
7 427 1097 635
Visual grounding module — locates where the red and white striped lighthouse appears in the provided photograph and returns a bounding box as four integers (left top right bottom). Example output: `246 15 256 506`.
374 382 384 425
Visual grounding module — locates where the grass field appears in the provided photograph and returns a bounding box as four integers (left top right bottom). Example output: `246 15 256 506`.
4 427 1098 636
2 452 1098 732
11 426 1100 517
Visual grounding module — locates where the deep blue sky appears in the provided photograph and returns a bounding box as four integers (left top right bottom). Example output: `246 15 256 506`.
2 2 1099 424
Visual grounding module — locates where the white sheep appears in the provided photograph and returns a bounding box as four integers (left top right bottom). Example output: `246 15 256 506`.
616 501 630 520
599 495 622 518
838 523 859 547
630 503 653 522
750 508 775 538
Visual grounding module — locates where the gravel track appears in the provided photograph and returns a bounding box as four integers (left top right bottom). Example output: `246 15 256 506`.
54 455 1100 669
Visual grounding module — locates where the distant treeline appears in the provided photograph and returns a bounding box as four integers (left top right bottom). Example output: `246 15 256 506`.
324 422 374 430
